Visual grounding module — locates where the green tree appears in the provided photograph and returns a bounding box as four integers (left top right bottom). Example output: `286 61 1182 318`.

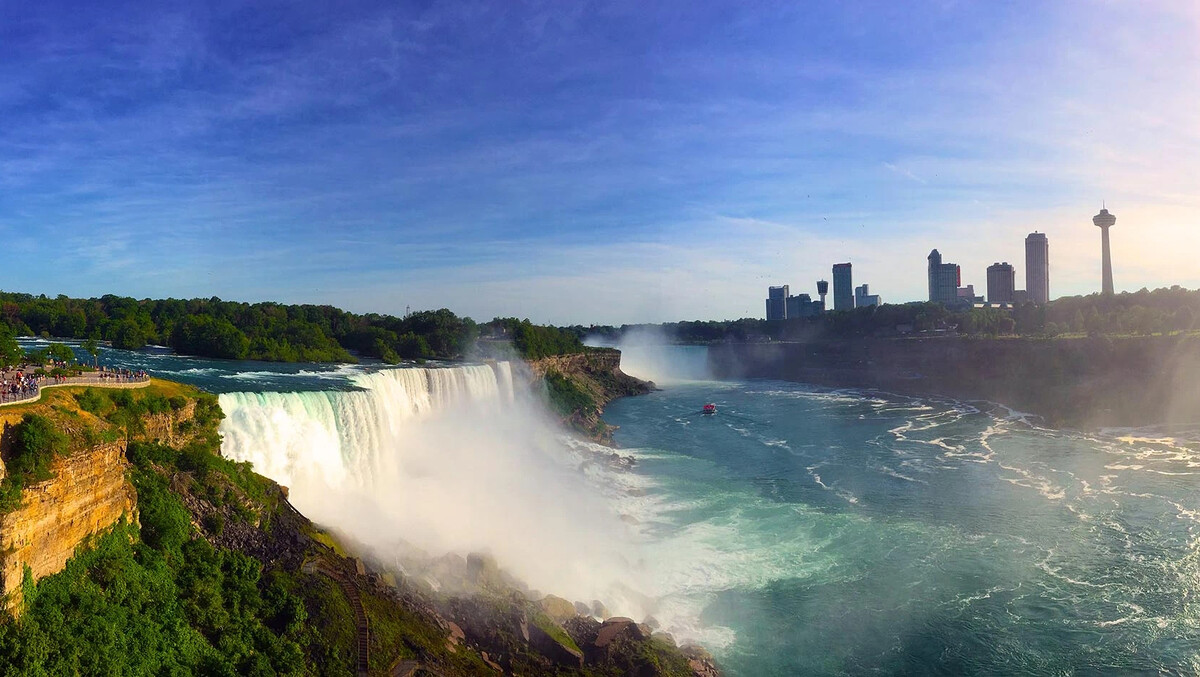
0 328 22 368
82 337 100 367
171 316 250 360
112 319 146 350
46 342 76 364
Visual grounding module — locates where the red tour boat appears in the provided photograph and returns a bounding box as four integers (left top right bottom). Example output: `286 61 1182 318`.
702 403 717 415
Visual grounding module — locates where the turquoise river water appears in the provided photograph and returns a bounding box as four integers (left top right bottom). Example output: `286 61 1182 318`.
605 346 1200 675
39 338 1200 675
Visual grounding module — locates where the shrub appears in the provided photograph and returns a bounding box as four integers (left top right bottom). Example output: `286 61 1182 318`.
108 389 134 410
6 414 69 484
75 388 109 415
543 370 596 417
126 441 178 468
202 513 225 536
143 393 171 415
132 471 191 554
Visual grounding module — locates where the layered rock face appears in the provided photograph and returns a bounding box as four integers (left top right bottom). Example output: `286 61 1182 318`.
528 348 654 442
526 348 624 380
0 442 137 611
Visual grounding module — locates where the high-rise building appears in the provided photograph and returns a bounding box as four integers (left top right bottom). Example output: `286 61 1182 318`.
1093 208 1116 296
854 284 880 307
832 264 854 311
816 280 829 308
1012 289 1029 305
927 249 960 305
766 285 788 320
1025 232 1049 304
987 262 1016 305
786 293 822 318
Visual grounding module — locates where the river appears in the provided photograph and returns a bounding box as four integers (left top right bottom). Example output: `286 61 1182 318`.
606 344 1200 674
42 338 1200 675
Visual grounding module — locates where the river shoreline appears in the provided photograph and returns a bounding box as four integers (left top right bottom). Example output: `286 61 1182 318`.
707 335 1200 430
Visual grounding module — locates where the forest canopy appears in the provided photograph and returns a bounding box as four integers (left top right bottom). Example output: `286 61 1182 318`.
0 293 498 363
0 292 591 364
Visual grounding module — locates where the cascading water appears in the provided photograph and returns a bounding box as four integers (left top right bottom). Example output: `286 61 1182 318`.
218 361 655 622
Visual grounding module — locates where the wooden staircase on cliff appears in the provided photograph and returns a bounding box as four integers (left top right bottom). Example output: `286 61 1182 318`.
304 559 370 676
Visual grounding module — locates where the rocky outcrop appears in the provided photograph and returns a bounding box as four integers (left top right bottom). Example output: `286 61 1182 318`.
0 442 136 611
563 614 698 675
528 348 654 443
144 399 197 447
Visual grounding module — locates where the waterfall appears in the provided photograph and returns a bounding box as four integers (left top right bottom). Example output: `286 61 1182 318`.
218 361 649 615
219 363 514 491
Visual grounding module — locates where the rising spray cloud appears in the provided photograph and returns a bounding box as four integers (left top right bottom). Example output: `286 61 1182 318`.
586 326 712 384
218 363 660 620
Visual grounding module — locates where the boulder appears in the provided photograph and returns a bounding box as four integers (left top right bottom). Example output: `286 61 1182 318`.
528 619 584 668
562 614 601 648
593 616 649 648
574 600 593 616
480 651 503 673
428 553 469 592
591 599 611 620
466 552 503 589
682 644 722 677
539 594 578 623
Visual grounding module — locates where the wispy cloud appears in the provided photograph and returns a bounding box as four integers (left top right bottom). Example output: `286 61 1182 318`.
0 1 1195 321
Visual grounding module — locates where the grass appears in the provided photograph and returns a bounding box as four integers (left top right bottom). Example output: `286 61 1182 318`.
0 379 204 429
307 529 351 559
531 609 582 654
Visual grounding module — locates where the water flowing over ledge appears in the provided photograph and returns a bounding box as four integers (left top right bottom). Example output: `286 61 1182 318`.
216 361 671 636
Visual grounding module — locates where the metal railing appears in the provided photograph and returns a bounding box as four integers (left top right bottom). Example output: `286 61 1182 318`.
0 371 151 407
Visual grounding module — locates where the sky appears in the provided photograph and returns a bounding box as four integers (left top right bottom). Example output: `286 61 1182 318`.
0 0 1197 325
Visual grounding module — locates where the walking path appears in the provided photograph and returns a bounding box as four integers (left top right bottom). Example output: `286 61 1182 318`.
303 559 370 676
0 371 151 408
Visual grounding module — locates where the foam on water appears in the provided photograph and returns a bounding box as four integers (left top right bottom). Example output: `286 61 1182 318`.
185 340 1200 675
597 375 1200 675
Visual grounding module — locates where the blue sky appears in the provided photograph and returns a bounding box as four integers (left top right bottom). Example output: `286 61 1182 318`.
1 1 1197 324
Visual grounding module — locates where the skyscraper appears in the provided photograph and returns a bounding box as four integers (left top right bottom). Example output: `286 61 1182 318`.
765 285 788 320
854 284 880 307
927 249 960 305
786 293 822 318
816 279 829 309
832 264 853 311
1025 232 1049 304
987 262 1015 305
1093 208 1116 296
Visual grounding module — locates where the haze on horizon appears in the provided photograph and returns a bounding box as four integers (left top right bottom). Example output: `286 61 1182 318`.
1 1 1196 326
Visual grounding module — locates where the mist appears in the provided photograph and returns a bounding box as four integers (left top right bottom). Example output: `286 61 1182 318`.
587 326 712 384
217 364 678 632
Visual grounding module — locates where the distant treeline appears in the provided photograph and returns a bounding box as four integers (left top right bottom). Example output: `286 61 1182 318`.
0 292 584 363
476 317 584 360
574 286 1200 343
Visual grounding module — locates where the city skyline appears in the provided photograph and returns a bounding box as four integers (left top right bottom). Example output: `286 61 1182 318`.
0 2 1196 325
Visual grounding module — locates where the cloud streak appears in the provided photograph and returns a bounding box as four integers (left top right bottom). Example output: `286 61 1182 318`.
0 1 1195 322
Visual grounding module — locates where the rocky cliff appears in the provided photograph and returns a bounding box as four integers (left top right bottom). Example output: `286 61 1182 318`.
527 348 654 442
709 335 1200 429
0 380 204 614
0 441 136 611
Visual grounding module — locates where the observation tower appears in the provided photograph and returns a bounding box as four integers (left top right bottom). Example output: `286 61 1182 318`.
1093 206 1116 296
